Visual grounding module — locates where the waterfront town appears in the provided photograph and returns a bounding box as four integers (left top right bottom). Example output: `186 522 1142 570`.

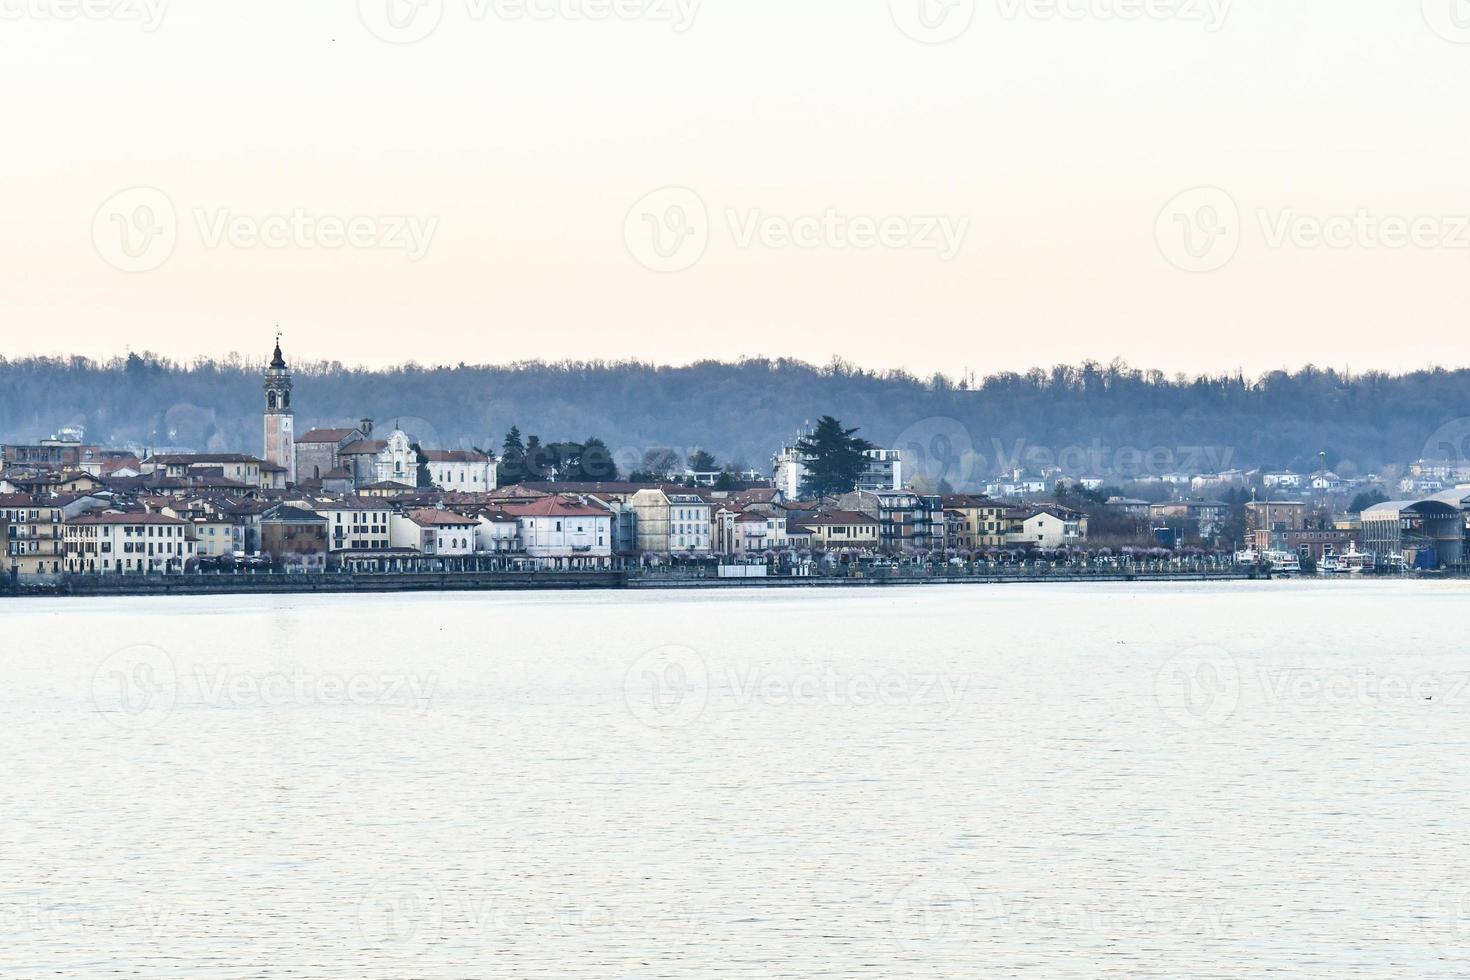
3 342 1468 587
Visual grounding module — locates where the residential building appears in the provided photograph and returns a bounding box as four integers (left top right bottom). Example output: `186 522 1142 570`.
1008 506 1086 550
358 480 416 498
189 517 237 559
789 509 881 551
473 510 522 554
143 454 264 487
314 499 393 554
630 489 712 555
423 450 496 493
1105 497 1152 519
2 437 100 471
1262 472 1303 489
840 489 945 553
502 496 614 568
1148 500 1230 539
389 509 478 557
1245 500 1307 550
259 505 330 572
63 512 194 574
2 493 77 576
734 511 770 554
942 494 1014 550
260 462 289 491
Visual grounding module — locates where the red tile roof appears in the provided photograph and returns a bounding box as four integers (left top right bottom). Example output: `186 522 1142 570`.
422 450 491 463
297 428 359 444
69 513 189 526
404 509 477 527
499 496 610 519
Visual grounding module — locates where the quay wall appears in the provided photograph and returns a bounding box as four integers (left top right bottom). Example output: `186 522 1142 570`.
3 568 1262 598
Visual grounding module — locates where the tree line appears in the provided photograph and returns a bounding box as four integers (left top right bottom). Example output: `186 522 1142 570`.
2 353 1467 486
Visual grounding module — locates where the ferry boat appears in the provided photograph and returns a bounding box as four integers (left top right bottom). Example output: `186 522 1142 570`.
1261 550 1302 576
1336 544 1373 575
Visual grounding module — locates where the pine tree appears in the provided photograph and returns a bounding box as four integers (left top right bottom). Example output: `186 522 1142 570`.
795 416 873 499
499 426 527 485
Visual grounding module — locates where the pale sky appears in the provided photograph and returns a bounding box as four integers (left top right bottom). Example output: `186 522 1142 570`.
3 1 1469 376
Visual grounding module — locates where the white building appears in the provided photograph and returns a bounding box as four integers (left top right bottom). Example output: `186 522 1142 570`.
389 509 477 556
314 499 393 553
63 512 195 574
423 450 497 493
1263 472 1303 489
473 510 522 554
375 429 419 488
772 443 903 499
1008 508 1084 550
502 496 613 567
631 489 712 555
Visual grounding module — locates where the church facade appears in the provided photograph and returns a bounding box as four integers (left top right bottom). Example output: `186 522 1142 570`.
268 338 497 494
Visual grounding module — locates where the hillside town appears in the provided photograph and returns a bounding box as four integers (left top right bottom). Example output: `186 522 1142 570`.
3 342 1468 585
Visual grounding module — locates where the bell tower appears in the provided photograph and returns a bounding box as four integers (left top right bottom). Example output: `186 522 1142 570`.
263 331 296 485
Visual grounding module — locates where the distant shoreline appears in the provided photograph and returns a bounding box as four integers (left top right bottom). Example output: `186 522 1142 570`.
2 567 1273 599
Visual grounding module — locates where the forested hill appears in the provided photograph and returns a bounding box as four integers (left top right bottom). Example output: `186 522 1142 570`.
3 354 1468 487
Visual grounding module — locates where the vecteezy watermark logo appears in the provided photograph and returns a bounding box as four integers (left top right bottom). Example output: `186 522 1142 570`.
190 667 438 712
1154 645 1240 731
92 187 178 274
1256 209 1470 252
0 0 170 30
1422 0 1470 43
1160 190 1470 273
357 875 444 945
623 644 709 729
92 189 439 272
193 209 438 261
625 187 971 272
1421 882 1470 960
1155 186 1240 273
359 0 700 42
358 0 445 43
890 0 976 43
91 644 179 731
624 187 709 274
893 416 978 489
1421 417 1470 472
996 0 1231 31
727 209 969 260
889 877 976 946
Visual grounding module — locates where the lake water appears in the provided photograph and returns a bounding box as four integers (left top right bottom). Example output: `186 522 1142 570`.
4 581 1470 978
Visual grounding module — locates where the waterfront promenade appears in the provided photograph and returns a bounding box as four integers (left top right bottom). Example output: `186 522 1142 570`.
4 563 1265 598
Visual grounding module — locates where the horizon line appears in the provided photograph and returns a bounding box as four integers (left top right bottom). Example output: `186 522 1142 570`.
4 350 1464 385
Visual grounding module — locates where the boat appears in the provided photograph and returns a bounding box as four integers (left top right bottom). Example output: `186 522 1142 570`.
1261 550 1302 576
1336 543 1372 575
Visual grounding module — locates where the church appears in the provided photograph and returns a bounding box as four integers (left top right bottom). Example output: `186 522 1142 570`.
262 339 496 494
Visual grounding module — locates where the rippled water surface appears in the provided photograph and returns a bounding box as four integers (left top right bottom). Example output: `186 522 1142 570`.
5 581 1470 978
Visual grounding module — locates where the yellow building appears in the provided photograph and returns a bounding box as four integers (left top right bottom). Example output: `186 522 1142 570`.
190 518 238 558
943 494 1023 549
789 510 881 550
1 493 67 576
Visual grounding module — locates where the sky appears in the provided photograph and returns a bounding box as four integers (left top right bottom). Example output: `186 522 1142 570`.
3 0 1469 377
